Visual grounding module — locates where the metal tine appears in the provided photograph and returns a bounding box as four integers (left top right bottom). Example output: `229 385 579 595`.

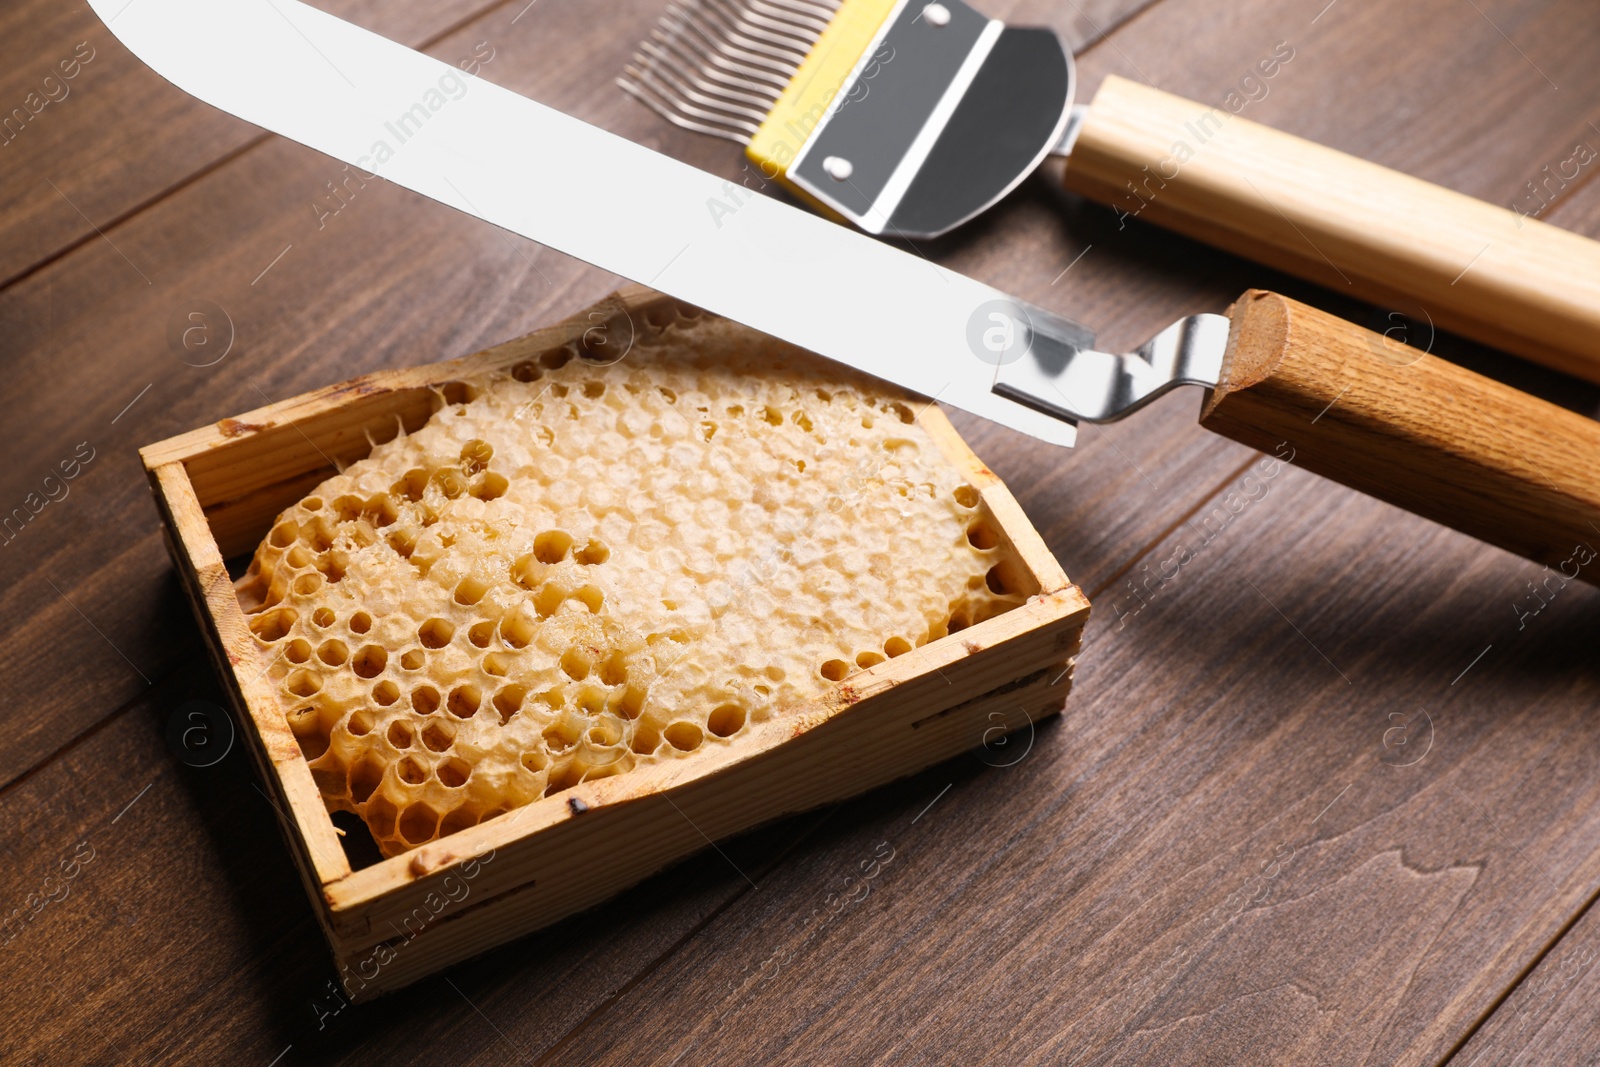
656 30 793 101
654 16 794 92
620 57 764 129
662 1 801 73
620 65 763 136
622 0 853 140
759 0 841 25
640 38 782 111
746 0 839 32
653 24 792 96
667 5 801 81
742 5 832 39
702 0 821 50
643 6 787 94
687 0 810 66
617 75 754 143
744 0 836 35
748 14 830 41
631 50 774 125
704 2 819 60
661 0 818 78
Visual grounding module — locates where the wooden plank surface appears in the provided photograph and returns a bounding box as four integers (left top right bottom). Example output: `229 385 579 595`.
0 0 499 288
1453 889 1600 1067
0 647 817 1064
1418 144 1600 1067
530 0 1600 1061
4 0 1600 1063
548 461 1600 1067
0 0 1205 792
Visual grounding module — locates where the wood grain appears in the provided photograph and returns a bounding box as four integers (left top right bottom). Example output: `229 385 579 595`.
0 0 499 287
1451 882 1600 1065
140 295 1087 998
4 0 1600 1062
0 661 826 1064
1413 121 1600 1067
0 0 1154 290
541 440 1600 1067
1064 76 1600 383
524 1 1600 1064
1203 289 1600 580
0 0 1232 794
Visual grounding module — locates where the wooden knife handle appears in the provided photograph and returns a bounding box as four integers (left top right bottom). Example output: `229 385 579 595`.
1202 290 1600 582
1063 75 1600 384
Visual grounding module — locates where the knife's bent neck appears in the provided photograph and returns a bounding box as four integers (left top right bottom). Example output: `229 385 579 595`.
994 304 1230 424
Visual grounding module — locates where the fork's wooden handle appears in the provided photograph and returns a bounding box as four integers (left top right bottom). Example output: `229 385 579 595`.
1064 76 1600 384
1202 291 1600 581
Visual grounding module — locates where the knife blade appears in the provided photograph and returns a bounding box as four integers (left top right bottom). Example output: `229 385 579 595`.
89 0 1091 446
87 6 1600 618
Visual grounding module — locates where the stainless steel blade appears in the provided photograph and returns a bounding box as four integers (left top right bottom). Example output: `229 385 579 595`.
87 0 1083 446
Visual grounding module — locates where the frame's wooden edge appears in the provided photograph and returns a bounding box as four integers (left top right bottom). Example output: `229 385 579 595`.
836 585 1087 707
148 461 351 887
980 488 1069 593
323 586 1088 934
916 405 1072 596
913 403 993 482
138 288 687 473
333 656 1078 1001
140 283 1085 961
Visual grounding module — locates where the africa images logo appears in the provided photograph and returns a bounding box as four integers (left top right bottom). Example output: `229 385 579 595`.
965 298 1034 367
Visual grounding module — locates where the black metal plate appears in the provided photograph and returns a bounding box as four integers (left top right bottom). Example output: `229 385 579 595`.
790 0 989 219
888 27 1071 237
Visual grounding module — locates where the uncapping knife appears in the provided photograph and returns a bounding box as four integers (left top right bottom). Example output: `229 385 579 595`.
90 0 1600 581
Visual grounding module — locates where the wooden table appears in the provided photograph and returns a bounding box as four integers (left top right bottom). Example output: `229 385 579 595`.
4 0 1599 1063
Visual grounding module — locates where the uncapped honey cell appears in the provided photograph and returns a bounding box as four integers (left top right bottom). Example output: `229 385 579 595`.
237 315 1023 856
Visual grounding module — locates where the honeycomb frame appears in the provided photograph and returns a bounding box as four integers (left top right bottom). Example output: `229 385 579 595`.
141 286 1090 1002
236 308 1035 857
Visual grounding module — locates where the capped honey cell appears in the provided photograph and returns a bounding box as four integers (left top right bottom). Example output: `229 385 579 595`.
236 315 1024 856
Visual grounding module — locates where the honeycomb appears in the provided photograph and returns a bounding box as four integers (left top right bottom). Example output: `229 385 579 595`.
236 309 1027 856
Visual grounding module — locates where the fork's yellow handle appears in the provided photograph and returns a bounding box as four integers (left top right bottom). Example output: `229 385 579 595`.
1063 75 1600 384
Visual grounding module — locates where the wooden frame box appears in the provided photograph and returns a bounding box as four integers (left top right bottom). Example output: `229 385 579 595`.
140 287 1091 1001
